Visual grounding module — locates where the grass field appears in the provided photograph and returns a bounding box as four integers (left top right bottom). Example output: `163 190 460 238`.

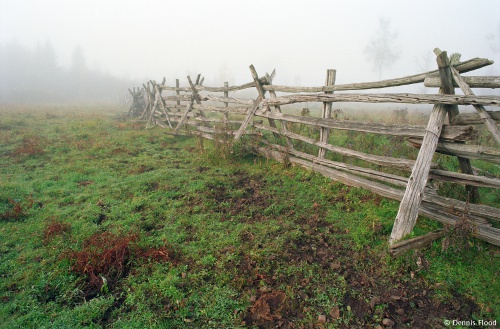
0 105 498 328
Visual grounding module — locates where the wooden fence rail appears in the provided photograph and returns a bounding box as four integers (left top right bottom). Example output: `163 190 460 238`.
128 49 500 255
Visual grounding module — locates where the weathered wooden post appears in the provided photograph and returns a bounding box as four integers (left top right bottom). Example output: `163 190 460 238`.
447 65 500 202
265 71 294 150
450 68 500 144
318 69 336 158
188 74 207 121
389 50 453 245
154 81 173 129
438 53 480 203
174 75 199 134
141 82 154 120
223 82 229 122
127 87 144 117
175 79 181 111
146 81 159 127
234 65 266 141
250 65 278 135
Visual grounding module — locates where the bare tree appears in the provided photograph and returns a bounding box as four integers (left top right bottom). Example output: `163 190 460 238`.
364 18 400 80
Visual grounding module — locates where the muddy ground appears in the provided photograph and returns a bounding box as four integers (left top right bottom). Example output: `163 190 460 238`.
183 169 483 328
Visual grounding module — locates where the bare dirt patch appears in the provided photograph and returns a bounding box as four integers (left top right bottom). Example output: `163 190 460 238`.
203 171 270 222
207 173 483 328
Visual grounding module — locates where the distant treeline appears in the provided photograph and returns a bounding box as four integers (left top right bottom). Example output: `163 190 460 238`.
0 41 135 104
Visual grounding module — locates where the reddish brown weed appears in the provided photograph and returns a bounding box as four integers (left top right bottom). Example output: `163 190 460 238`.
63 231 175 299
43 219 71 244
140 246 172 262
0 196 34 221
65 231 138 298
12 136 45 156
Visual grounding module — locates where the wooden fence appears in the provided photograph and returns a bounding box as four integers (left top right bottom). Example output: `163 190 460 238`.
128 49 500 255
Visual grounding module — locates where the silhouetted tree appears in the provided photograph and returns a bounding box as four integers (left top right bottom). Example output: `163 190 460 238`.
364 18 400 80
0 41 35 102
0 41 133 104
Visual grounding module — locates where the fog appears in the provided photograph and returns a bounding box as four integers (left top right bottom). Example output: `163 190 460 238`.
1 0 499 103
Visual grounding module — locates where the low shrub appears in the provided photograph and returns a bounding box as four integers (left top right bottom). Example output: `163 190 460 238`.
64 231 139 298
43 219 71 244
63 231 175 300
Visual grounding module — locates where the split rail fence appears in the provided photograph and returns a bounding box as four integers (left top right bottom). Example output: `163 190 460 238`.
128 49 500 255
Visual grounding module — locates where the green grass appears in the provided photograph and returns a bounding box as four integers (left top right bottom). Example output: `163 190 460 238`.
0 105 498 328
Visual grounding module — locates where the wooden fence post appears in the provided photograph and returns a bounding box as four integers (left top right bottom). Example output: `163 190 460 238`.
450 67 500 144
223 82 229 122
189 74 207 121
127 87 145 117
146 81 160 127
234 65 267 141
175 79 181 111
389 50 452 245
439 53 480 203
265 71 294 150
174 75 198 133
154 82 173 129
319 69 336 158
141 82 155 120
250 65 278 134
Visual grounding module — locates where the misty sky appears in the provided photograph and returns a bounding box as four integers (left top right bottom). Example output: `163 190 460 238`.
1 0 499 87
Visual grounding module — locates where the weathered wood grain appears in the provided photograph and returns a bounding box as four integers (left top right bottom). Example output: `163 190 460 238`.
253 123 419 170
319 69 336 158
438 55 479 202
267 141 500 188
159 76 268 92
260 93 500 107
268 143 416 188
163 94 254 105
260 57 493 93
265 71 294 148
390 51 452 245
425 76 500 88
428 168 500 189
193 117 245 125
154 83 173 129
422 193 499 223
451 67 500 144
223 82 229 121
159 58 492 94
407 138 500 164
167 104 250 114
256 111 476 141
249 65 279 137
234 65 267 140
451 111 500 125
234 97 262 140
175 79 181 108
389 230 446 256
